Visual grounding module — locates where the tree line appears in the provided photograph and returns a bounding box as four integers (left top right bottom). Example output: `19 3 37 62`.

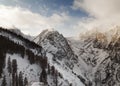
1 57 28 86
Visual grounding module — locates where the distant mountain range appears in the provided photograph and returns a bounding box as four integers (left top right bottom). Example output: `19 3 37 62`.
0 26 120 86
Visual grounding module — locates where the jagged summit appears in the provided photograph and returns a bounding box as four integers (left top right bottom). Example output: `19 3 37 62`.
34 29 89 86
80 26 120 45
34 29 60 44
34 28 77 63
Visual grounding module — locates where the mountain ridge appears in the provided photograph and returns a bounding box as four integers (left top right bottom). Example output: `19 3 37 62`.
0 27 71 86
1 26 120 86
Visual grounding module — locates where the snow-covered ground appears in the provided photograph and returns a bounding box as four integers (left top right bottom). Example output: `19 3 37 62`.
0 53 42 86
47 53 85 86
1 27 120 86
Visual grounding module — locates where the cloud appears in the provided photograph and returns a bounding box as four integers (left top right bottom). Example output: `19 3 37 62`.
0 5 69 35
73 0 120 18
73 0 120 31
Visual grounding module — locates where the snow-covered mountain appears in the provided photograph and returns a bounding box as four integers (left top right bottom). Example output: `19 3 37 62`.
34 26 120 86
34 29 93 86
0 27 70 86
68 26 120 86
1 26 120 86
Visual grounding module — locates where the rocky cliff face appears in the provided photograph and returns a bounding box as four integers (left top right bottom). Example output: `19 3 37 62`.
77 26 120 86
34 29 89 86
93 27 120 86
35 29 78 69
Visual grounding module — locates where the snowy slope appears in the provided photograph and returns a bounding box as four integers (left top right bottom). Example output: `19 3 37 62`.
68 37 109 84
0 28 46 86
68 26 120 86
34 26 120 86
1 53 41 84
1 26 120 86
0 28 70 86
34 29 92 86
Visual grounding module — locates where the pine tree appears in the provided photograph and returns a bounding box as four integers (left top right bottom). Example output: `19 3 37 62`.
40 68 47 84
70 83 72 86
55 70 58 86
12 59 17 74
7 57 12 75
12 59 18 86
42 57 47 69
51 66 55 75
24 77 28 86
48 64 50 74
18 71 23 86
0 51 5 77
1 75 7 86
16 73 18 86
12 73 15 86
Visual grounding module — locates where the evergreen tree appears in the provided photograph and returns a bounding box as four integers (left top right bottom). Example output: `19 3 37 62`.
12 59 17 74
12 73 15 86
51 66 55 75
55 70 58 86
70 83 72 86
42 57 47 69
18 71 23 86
1 75 7 86
48 64 50 74
0 51 5 77
12 59 18 86
7 57 12 75
24 77 28 86
40 68 47 84
16 73 18 86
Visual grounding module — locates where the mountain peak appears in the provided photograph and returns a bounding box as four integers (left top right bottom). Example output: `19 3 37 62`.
34 29 79 68
34 29 62 44
80 26 120 45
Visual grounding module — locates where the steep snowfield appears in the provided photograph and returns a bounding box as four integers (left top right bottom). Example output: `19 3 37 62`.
6 54 41 82
1 53 41 86
47 53 85 86
68 37 109 82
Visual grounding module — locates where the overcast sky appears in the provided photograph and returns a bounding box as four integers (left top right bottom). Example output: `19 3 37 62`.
0 0 120 37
